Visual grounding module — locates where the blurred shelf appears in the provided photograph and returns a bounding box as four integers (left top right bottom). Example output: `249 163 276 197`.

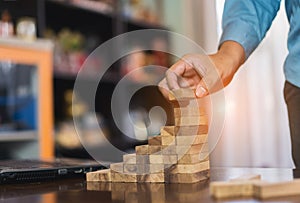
0 131 37 142
47 0 114 18
46 0 166 30
53 71 121 83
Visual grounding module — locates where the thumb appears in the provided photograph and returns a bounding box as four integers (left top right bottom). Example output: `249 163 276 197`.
196 80 208 98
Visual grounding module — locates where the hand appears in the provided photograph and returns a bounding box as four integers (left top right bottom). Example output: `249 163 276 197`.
159 41 245 99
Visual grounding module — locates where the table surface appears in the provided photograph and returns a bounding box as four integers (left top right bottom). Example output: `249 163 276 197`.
1 167 300 203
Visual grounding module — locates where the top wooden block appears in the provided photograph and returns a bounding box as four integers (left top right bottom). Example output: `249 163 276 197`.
169 88 197 101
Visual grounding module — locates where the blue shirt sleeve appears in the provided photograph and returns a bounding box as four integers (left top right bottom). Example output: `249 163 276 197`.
220 0 281 58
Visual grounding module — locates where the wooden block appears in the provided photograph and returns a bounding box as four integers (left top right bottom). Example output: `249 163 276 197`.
111 171 137 183
135 145 149 155
149 164 165 173
137 173 165 183
169 160 210 174
253 179 300 199
110 162 123 173
175 116 208 126
174 106 206 117
137 164 150 174
169 169 210 183
149 154 164 164
230 174 262 182
148 145 162 154
163 155 178 164
161 145 177 155
148 135 175 146
123 164 138 173
176 134 208 146
160 125 208 136
86 169 111 182
176 144 208 155
136 155 150 164
169 88 196 101
178 152 209 164
123 154 136 164
210 180 262 199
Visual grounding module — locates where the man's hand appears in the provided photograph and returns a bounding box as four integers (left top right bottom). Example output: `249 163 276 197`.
159 41 246 99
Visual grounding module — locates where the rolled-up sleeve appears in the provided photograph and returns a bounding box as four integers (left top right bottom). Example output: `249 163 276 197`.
220 0 281 58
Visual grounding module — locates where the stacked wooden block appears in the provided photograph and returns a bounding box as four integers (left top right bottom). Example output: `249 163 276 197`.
87 88 210 183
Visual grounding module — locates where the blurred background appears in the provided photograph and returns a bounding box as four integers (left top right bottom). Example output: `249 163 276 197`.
0 0 293 167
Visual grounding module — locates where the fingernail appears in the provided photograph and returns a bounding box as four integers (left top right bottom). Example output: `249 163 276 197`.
196 87 207 97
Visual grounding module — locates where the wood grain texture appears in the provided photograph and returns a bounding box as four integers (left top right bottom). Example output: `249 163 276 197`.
169 88 196 101
169 169 210 183
136 155 150 164
123 154 136 164
135 145 149 155
169 160 210 174
110 163 124 173
210 180 262 199
178 153 209 164
253 179 300 199
137 173 165 183
149 154 164 164
123 164 138 173
148 145 162 154
176 143 208 155
176 134 208 146
111 171 137 183
160 125 208 136
148 135 175 146
175 116 208 126
174 106 206 117
86 169 111 182
163 155 178 164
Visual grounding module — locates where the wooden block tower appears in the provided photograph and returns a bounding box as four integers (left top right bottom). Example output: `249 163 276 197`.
87 88 210 183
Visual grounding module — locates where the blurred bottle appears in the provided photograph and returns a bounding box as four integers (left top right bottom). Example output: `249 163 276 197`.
0 10 14 37
16 17 36 41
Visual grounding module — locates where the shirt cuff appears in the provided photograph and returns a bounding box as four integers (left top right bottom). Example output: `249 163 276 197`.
220 20 261 59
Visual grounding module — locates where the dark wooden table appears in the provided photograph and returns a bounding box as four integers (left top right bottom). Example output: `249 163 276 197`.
1 167 300 203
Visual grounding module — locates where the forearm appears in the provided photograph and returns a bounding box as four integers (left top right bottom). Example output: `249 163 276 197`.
209 41 246 86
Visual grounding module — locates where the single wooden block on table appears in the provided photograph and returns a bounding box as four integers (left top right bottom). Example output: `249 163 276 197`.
169 169 210 183
135 144 149 155
86 169 111 182
160 125 209 136
169 160 210 174
123 153 136 164
176 134 208 146
174 106 206 117
210 180 262 199
175 116 208 126
148 135 175 146
253 179 300 199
